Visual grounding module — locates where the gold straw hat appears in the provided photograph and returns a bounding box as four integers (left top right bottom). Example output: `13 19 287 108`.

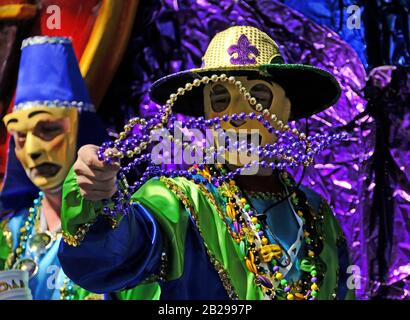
150 26 341 120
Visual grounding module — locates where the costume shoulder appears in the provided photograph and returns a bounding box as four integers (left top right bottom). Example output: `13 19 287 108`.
131 176 192 224
130 176 197 282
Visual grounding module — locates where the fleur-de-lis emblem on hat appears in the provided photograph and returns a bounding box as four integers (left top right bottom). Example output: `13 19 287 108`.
227 34 260 65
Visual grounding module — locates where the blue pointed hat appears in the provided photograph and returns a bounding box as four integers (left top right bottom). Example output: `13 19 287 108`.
14 36 95 112
1 36 108 215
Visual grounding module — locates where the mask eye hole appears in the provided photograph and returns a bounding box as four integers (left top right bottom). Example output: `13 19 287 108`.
249 84 273 110
14 131 27 148
33 120 65 141
210 84 231 112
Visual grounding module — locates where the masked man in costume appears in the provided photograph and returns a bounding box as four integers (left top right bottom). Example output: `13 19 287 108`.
58 26 355 300
0 36 108 300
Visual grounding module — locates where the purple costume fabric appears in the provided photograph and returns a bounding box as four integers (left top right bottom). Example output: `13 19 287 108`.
227 34 260 65
98 0 410 299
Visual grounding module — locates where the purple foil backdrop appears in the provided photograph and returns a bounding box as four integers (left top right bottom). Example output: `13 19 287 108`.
100 0 410 299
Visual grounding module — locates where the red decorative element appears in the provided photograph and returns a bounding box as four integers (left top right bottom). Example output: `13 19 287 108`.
33 0 101 58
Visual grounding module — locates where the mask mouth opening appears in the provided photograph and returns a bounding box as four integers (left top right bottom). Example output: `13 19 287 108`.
30 162 61 178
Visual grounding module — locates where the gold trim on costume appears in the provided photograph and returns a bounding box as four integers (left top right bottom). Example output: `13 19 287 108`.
62 221 94 247
84 293 105 300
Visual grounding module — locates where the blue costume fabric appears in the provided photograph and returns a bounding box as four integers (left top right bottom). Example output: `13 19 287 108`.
6 210 71 300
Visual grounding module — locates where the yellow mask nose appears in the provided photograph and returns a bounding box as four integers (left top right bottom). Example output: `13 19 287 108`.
24 132 46 165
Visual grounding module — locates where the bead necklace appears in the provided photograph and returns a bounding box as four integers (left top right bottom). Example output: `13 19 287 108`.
195 165 324 300
98 73 347 167
8 191 75 300
242 190 284 201
97 73 348 218
9 192 44 265
100 127 345 217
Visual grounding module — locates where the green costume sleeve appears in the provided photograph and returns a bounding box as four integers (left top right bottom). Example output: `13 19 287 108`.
59 167 162 300
130 178 190 281
320 199 356 300
0 221 11 270
116 283 161 300
61 166 189 281
61 167 104 237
